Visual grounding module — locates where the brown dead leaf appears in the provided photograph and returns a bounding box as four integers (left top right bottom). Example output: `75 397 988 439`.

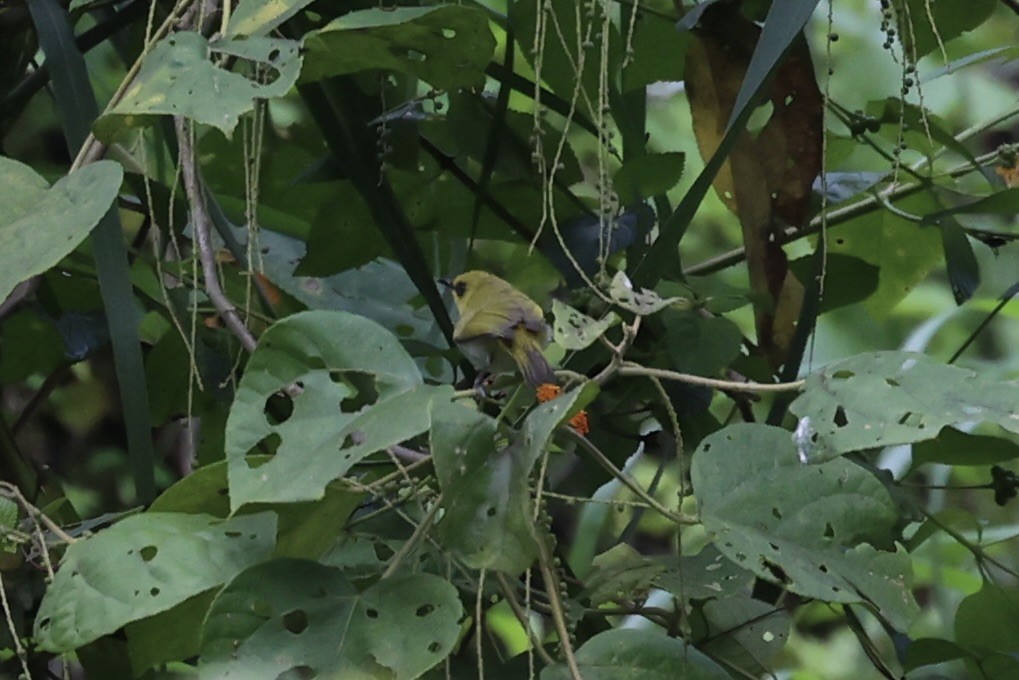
685 2 822 367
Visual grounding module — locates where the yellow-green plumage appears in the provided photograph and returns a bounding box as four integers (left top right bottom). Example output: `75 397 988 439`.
442 271 556 388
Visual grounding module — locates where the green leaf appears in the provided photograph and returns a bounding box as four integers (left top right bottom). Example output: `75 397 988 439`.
661 310 743 377
125 591 216 674
828 191 944 316
301 6 495 90
904 637 973 672
613 153 686 204
787 253 879 314
430 400 537 574
551 300 619 351
655 544 754 602
201 559 463 680
610 271 687 315
924 188 1019 221
225 0 316 37
0 158 123 302
791 351 1019 462
622 16 690 91
541 627 729 680
691 423 918 630
34 512 277 652
899 0 996 61
697 593 790 675
226 311 446 510
912 427 1019 467
94 32 301 141
955 583 1019 677
246 231 445 351
583 545 665 606
431 385 592 574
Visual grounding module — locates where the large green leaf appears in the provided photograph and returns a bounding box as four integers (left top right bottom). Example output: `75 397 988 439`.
0 157 122 302
301 6 495 90
791 351 1019 463
94 31 301 141
200 559 462 680
430 400 536 574
541 628 729 680
691 424 918 630
226 311 447 510
431 385 593 574
34 512 277 652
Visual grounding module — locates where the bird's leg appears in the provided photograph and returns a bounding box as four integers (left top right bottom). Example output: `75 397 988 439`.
472 372 508 400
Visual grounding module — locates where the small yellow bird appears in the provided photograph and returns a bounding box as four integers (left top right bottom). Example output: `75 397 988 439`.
440 271 556 388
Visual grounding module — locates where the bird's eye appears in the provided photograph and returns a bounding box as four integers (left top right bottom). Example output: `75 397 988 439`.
453 281 467 297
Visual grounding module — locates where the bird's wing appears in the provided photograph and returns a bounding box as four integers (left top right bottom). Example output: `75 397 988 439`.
454 306 520 342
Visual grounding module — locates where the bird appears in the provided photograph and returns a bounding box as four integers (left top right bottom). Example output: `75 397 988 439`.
439 271 556 388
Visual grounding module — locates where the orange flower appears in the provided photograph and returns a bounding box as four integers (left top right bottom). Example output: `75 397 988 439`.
536 382 590 434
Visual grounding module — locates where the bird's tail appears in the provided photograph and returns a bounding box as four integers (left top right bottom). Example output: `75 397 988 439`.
518 343 556 388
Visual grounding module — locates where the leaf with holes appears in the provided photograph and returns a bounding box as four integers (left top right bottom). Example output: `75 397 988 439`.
431 385 592 574
698 592 790 676
34 512 276 652
0 158 123 302
225 0 316 37
656 544 754 602
301 5 495 90
609 271 687 315
200 559 462 680
691 423 918 630
541 628 729 680
791 351 1019 463
226 311 449 510
552 299 619 351
93 32 301 141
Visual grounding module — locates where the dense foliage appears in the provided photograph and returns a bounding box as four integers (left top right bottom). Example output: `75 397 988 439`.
0 0 1018 677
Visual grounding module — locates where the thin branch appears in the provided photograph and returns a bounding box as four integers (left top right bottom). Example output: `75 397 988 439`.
616 362 805 393
565 429 698 525
381 493 443 579
0 482 76 545
174 117 258 353
534 536 582 680
494 572 558 667
683 148 1005 276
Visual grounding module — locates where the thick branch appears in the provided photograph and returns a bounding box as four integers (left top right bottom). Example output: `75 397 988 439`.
174 117 258 353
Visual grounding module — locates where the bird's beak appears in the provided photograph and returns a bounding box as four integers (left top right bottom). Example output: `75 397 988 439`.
438 278 452 289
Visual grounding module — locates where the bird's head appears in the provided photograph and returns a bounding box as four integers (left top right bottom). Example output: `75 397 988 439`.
439 270 499 313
